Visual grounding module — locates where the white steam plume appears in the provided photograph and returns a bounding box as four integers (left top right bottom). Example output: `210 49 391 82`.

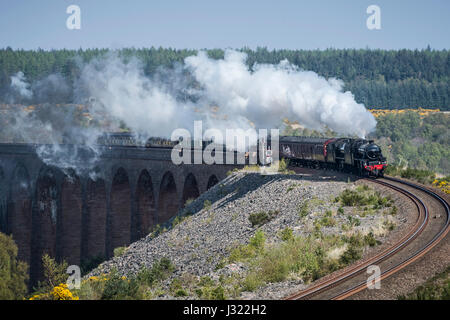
10 71 32 100
78 55 196 138
80 50 376 139
185 50 376 137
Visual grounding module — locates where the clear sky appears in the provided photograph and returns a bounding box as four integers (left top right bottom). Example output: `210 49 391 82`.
1 0 449 50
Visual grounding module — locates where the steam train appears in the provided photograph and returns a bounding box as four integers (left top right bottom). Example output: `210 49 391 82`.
96 132 387 177
277 136 387 177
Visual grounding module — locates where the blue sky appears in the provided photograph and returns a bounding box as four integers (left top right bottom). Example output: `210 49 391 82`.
1 0 449 50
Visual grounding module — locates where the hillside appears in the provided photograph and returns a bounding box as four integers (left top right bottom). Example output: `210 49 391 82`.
79 170 409 300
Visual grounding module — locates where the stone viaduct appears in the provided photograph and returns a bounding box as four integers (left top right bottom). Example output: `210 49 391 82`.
0 144 238 284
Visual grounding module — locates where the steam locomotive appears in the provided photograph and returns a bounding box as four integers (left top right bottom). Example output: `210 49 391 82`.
96 132 387 177
278 136 387 177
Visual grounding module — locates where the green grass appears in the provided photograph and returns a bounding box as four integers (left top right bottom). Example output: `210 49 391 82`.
337 185 393 208
228 229 378 293
203 200 212 210
320 216 336 227
75 258 175 300
298 201 309 218
398 266 450 300
385 165 436 184
279 227 294 241
229 230 266 262
113 247 127 257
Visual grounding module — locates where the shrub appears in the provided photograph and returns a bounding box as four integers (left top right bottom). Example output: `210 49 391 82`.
339 244 361 265
347 215 361 227
172 215 184 228
39 254 69 293
0 233 28 300
113 246 127 257
249 230 266 252
50 283 79 300
344 233 365 247
136 257 175 287
389 206 398 215
320 216 336 227
195 282 226 300
364 232 378 247
298 202 309 218
242 272 264 292
400 168 435 184
170 278 183 294
184 198 194 207
338 186 392 209
242 236 326 289
175 289 188 297
280 227 294 241
398 266 450 300
248 210 279 227
229 230 266 262
384 220 396 231
101 269 139 300
339 189 364 206
278 158 288 172
203 200 212 210
214 259 226 271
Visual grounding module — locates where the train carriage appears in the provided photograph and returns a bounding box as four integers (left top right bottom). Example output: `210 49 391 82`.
279 136 387 177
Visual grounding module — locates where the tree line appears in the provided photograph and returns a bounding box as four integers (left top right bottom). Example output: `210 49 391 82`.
0 46 448 109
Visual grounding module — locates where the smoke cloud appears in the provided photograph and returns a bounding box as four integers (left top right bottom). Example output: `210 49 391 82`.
185 50 376 137
79 50 376 138
10 71 33 101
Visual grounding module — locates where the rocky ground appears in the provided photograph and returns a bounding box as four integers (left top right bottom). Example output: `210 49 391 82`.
88 169 408 299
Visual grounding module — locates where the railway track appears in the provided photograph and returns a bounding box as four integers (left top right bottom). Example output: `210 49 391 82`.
285 175 450 300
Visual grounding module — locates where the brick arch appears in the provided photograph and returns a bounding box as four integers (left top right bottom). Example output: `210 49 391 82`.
7 164 32 268
85 178 107 261
34 167 59 281
157 171 178 224
182 173 200 206
60 171 82 266
135 170 155 240
110 167 131 253
207 174 219 190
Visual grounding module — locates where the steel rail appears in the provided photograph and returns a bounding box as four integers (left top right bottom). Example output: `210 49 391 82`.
331 177 449 300
286 176 445 300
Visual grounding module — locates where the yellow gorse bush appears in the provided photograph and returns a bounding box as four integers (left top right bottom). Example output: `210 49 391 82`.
51 284 79 300
87 274 112 282
368 108 441 118
432 178 450 194
29 284 79 300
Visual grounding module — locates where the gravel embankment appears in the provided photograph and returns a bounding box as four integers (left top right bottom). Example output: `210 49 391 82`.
88 170 406 299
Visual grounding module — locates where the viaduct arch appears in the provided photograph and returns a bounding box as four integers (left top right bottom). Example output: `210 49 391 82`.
0 144 235 285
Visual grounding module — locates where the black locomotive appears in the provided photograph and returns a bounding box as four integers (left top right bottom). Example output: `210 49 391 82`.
278 136 387 177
